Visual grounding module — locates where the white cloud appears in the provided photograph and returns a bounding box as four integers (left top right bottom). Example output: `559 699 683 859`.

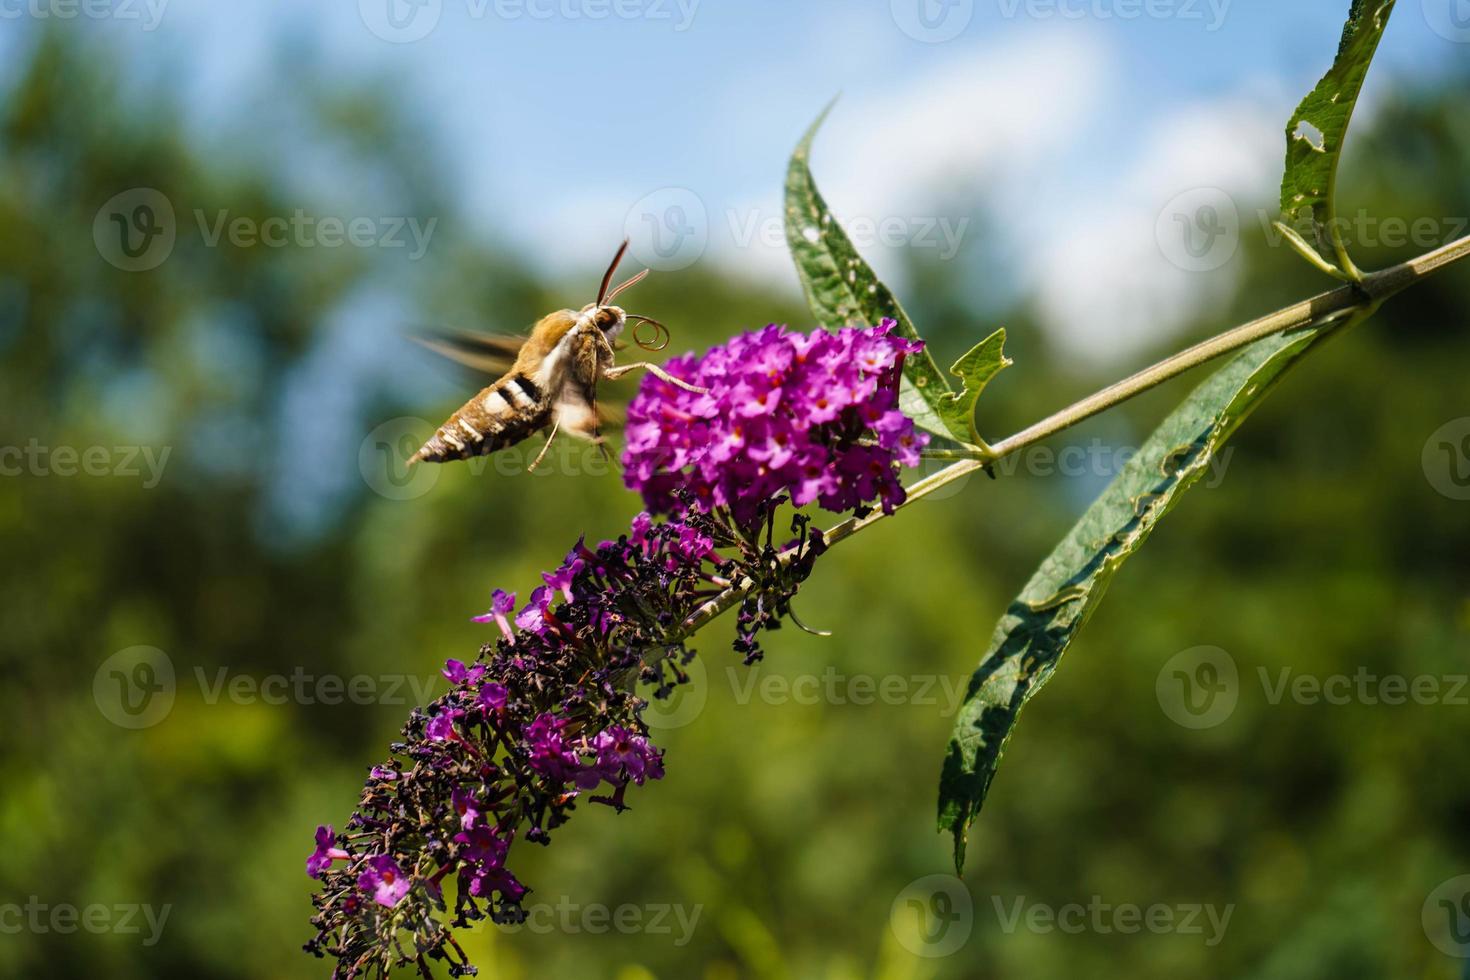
1027 94 1284 366
708 29 1117 292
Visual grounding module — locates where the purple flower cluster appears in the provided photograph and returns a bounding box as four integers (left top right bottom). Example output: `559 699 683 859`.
304 505 824 978
623 320 928 525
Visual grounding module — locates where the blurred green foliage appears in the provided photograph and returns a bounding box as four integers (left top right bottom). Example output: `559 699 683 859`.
1 28 1468 980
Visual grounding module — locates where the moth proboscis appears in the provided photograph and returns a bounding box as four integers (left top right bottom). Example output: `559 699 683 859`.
408 240 705 471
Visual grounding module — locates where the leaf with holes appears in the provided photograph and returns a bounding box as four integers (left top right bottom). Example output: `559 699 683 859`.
1278 0 1397 278
784 105 967 445
937 307 1366 872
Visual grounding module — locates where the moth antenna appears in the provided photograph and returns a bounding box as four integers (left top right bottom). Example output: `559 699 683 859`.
627 315 670 352
604 268 649 304
596 239 631 306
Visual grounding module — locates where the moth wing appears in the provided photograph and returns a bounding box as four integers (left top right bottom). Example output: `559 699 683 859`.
410 329 527 379
597 402 626 430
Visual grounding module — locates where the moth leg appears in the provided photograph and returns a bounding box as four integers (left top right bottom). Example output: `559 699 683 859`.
603 361 709 394
585 399 616 466
528 418 561 473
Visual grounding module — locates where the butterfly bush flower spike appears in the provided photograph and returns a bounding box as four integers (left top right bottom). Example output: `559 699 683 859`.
305 324 928 977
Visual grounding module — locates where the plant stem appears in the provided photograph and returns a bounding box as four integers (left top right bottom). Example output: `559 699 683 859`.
989 233 1470 458
680 233 1470 634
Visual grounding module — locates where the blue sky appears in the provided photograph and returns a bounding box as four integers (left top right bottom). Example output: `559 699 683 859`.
81 2 1455 356
15 2 1459 282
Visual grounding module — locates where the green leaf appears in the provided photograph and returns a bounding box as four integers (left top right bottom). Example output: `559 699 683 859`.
1279 0 1397 279
937 307 1367 873
784 105 965 445
935 329 1010 452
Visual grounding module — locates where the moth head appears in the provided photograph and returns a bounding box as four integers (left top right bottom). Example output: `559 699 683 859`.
592 240 667 351
582 303 626 340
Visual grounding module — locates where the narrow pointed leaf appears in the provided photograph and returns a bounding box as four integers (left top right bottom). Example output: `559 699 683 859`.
938 309 1363 872
784 106 961 443
1279 0 1397 274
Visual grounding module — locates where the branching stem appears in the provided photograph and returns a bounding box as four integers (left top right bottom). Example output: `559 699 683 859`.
680 233 1470 635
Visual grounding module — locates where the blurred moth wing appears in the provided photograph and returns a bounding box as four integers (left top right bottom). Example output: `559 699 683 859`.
410 329 526 378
